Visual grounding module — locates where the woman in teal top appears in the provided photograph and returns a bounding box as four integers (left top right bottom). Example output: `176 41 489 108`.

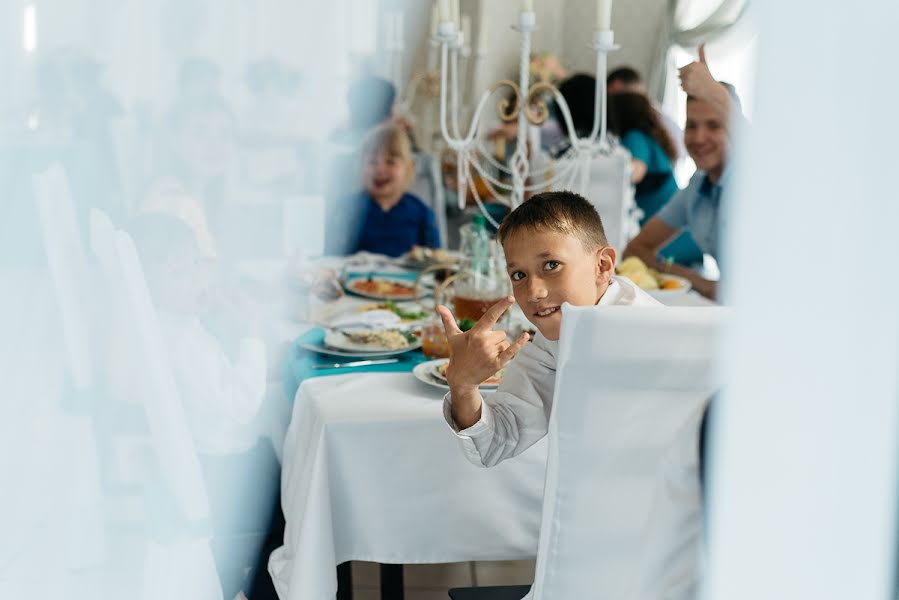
608 92 680 223
609 92 703 264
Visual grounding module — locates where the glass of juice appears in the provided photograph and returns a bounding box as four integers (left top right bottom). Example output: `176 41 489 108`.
421 316 451 359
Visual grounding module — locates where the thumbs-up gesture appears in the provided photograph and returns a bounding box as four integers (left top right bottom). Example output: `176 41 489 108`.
678 43 718 101
436 296 530 392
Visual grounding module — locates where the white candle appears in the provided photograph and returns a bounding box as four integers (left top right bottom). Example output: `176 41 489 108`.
395 11 404 50
439 0 450 22
384 13 394 50
522 0 534 12
596 0 613 31
450 0 460 27
476 12 488 55
430 1 440 36
461 14 471 47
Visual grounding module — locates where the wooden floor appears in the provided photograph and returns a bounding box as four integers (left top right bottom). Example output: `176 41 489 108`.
350 560 535 599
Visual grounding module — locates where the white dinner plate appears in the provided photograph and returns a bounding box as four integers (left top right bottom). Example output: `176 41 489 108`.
323 329 422 354
412 359 499 392
647 274 692 299
336 303 431 329
298 331 421 359
344 276 422 301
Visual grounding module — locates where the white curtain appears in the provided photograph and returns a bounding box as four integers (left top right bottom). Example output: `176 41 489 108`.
647 0 749 102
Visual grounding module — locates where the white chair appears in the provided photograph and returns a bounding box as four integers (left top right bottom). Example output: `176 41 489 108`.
450 305 726 600
409 151 448 248
89 209 222 600
582 147 639 254
30 165 108 571
31 164 95 391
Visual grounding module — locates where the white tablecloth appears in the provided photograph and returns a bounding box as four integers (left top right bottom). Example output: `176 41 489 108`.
267 287 715 600
267 373 547 600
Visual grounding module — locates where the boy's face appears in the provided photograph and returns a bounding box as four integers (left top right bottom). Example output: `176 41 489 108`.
503 228 616 341
364 149 410 203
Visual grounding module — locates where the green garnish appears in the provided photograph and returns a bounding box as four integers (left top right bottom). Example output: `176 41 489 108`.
384 299 428 321
458 318 476 332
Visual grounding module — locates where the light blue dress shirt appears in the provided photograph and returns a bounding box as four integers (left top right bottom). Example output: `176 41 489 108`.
656 166 730 259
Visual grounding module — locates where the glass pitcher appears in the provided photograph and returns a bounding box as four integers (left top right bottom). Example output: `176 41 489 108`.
450 216 512 323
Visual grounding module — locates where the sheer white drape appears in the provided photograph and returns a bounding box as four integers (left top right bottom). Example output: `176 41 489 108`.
648 0 749 102
704 0 899 598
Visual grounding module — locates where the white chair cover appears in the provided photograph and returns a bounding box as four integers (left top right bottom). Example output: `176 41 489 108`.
89 209 222 599
31 164 94 390
528 305 726 600
30 165 108 573
581 147 640 253
90 210 212 522
409 151 448 248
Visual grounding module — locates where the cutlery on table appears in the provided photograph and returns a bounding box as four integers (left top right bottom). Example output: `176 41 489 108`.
312 358 401 370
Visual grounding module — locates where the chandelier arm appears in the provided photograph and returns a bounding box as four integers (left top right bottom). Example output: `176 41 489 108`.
467 173 504 229
470 152 579 193
461 81 520 146
398 72 425 115
438 42 456 148
451 44 462 139
466 154 515 195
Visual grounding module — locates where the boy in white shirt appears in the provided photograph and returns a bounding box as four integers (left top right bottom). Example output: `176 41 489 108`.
439 191 661 467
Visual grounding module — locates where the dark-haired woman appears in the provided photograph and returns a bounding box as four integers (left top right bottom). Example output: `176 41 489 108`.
607 92 680 223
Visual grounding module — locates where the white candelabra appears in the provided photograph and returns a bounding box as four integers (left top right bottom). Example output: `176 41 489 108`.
434 2 619 227
388 9 476 154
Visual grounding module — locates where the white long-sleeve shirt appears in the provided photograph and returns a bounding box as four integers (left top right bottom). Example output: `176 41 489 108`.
443 276 661 467
160 313 267 455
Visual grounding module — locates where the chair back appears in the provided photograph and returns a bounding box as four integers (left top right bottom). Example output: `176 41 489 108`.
529 305 727 600
89 209 211 522
409 151 448 248
583 148 639 253
31 164 95 390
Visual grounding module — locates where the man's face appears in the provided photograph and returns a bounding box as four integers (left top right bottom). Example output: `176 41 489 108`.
502 228 614 341
684 99 729 177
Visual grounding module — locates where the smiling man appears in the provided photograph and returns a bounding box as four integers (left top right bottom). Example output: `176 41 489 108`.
622 47 740 300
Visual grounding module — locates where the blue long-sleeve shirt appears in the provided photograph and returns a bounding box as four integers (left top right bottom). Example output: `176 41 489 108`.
354 192 441 257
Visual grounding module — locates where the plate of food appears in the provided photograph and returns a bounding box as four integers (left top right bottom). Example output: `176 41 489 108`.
323 328 421 354
357 299 430 325
616 256 692 297
345 276 420 301
297 328 421 358
397 246 462 270
412 358 503 391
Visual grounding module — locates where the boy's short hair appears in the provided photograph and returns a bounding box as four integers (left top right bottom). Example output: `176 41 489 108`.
498 191 608 250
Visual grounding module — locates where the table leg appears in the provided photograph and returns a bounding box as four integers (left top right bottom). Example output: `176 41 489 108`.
379 563 404 600
337 562 353 600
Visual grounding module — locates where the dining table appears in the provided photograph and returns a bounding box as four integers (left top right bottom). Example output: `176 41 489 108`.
266 255 716 600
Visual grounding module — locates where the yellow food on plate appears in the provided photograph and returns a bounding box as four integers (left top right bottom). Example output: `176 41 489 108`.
617 256 650 277
626 270 659 291
660 278 683 290
616 256 685 291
